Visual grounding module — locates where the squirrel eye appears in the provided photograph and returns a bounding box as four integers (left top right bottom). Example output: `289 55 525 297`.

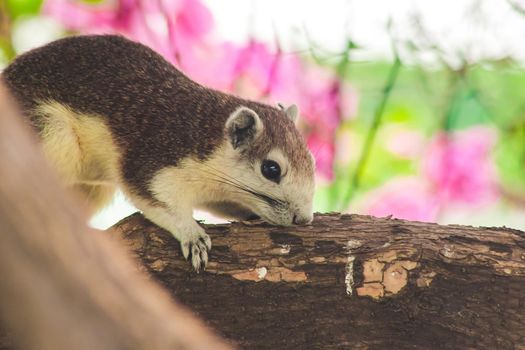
261 160 281 183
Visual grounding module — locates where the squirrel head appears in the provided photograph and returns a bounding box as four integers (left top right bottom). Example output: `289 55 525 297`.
218 103 315 226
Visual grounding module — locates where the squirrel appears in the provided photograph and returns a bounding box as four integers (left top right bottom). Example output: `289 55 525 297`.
1 35 315 271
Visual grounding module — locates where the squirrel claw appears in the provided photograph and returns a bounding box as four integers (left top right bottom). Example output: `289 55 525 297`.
181 232 212 272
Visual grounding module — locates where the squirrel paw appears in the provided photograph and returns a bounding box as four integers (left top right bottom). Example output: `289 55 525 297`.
180 230 212 272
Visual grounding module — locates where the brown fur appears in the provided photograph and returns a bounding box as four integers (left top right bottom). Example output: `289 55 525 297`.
2 35 312 201
1 35 315 270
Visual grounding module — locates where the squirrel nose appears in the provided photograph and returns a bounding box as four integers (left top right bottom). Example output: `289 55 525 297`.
293 214 312 225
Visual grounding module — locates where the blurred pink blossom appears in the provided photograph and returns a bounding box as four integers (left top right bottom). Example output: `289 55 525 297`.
383 126 425 160
44 0 114 30
231 41 285 97
295 67 341 132
307 133 336 180
177 41 239 89
226 41 302 99
44 0 213 65
335 129 355 166
340 84 359 120
423 126 499 205
297 72 344 181
363 177 440 222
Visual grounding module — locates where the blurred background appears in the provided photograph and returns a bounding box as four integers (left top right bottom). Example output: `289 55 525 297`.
1 0 524 230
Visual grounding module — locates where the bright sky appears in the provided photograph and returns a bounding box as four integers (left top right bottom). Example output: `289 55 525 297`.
204 0 525 65
10 0 525 67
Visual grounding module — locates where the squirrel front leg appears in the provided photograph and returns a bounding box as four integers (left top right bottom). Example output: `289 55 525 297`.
134 199 212 271
122 162 213 271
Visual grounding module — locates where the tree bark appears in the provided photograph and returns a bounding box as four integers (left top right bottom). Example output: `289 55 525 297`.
108 212 525 350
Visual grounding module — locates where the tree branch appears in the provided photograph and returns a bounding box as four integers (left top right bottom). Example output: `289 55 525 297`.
109 212 525 349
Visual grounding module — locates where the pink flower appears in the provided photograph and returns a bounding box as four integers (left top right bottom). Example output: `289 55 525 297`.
218 41 302 98
178 42 239 90
231 41 282 96
296 68 341 131
335 129 354 166
165 0 212 40
161 0 213 67
182 40 302 98
307 133 335 180
296 69 343 181
43 0 213 65
383 125 425 160
339 84 359 120
44 0 115 30
423 126 499 205
363 177 440 222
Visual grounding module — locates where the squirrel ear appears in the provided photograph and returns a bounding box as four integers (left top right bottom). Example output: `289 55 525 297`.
225 107 263 149
285 104 299 123
277 103 299 123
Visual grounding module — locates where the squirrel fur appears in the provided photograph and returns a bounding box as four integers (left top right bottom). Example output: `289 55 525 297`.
2 35 315 270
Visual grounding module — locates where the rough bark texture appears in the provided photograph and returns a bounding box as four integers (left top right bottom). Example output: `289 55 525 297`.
0 85 232 350
109 213 525 350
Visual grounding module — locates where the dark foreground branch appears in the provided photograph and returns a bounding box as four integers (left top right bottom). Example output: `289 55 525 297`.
110 212 525 349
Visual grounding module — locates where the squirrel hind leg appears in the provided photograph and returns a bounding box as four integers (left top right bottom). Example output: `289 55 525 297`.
37 102 84 186
34 101 119 214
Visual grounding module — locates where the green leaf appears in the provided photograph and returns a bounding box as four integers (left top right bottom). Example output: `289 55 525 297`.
346 40 359 50
0 39 15 61
313 186 334 213
495 126 525 192
6 0 43 19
